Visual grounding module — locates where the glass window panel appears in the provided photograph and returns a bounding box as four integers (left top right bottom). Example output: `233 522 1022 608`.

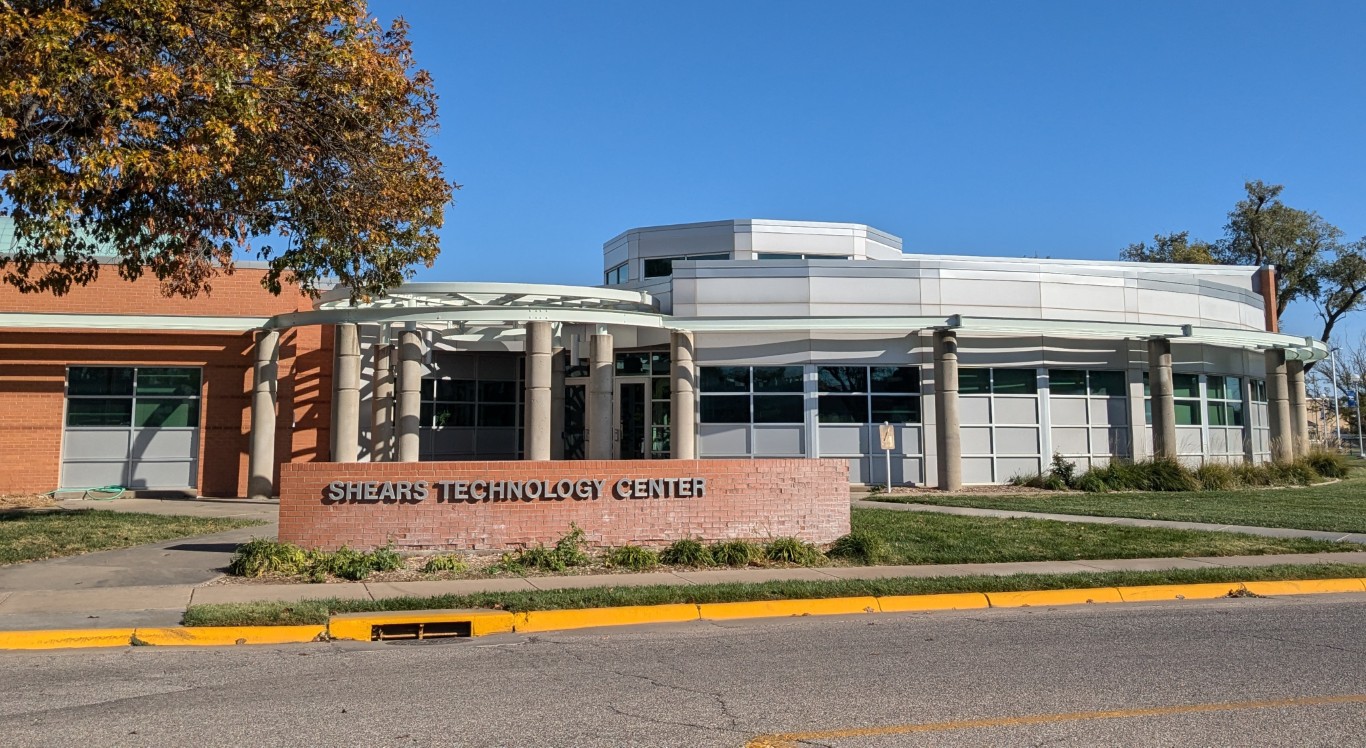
66 398 132 427
1089 370 1125 397
754 395 803 423
700 366 749 393
1206 375 1227 400
651 401 671 427
959 368 991 394
992 369 1038 394
651 426 671 455
872 395 921 423
700 395 749 423
566 361 589 378
818 366 868 393
689 253 729 261
643 258 675 278
1048 370 1087 395
756 252 795 260
753 366 804 392
1142 372 1150 397
420 402 434 427
434 403 475 428
1225 376 1241 400
1175 399 1202 426
1173 373 1199 398
614 352 650 375
1228 401 1245 427
652 377 671 400
422 379 436 400
68 367 134 396
135 368 200 396
478 403 517 427
135 398 198 428
1207 402 1227 426
650 352 671 375
435 380 476 401
1144 399 1152 425
871 366 919 393
818 395 867 423
1252 380 1267 402
478 381 517 403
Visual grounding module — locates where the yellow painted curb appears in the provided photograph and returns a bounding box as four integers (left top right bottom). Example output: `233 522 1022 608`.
1116 582 1246 602
1242 578 1366 597
513 604 701 634
877 592 991 613
328 609 515 641
132 626 326 646
986 587 1124 608
699 596 880 621
0 628 135 650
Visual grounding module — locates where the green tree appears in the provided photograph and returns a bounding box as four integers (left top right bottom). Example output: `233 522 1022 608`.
1122 180 1366 351
0 0 455 300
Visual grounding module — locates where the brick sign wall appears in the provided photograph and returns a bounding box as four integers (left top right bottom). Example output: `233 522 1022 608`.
278 459 850 551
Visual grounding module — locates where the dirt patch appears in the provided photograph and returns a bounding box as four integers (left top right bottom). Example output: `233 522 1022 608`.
0 494 58 511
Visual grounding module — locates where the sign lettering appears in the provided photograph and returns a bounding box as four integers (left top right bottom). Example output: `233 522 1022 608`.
321 477 706 505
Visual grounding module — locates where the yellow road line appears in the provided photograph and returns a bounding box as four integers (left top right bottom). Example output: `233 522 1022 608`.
745 693 1366 747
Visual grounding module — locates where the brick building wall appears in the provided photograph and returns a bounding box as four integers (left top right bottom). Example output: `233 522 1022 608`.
0 266 330 496
278 459 851 551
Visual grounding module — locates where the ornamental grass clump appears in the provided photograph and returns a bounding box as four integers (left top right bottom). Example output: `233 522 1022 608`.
228 540 403 581
709 540 761 568
826 531 890 565
228 538 310 577
763 537 826 566
420 554 468 574
604 544 660 571
660 538 712 567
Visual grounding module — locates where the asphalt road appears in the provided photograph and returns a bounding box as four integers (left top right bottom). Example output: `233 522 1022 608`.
2 594 1364 747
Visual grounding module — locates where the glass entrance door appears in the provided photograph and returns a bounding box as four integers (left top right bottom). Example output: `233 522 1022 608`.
616 380 648 459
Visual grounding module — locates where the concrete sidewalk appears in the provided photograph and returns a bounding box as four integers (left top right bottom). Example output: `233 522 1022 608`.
853 499 1366 545
4 550 1365 632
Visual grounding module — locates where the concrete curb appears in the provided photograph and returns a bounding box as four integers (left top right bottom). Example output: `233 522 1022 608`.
3 578 1364 651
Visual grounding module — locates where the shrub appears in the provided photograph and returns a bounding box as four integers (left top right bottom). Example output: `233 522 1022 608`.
1010 472 1068 491
553 524 591 568
826 531 891 565
1300 450 1350 479
1267 460 1318 486
228 538 310 577
1049 453 1078 488
1194 462 1236 491
660 538 712 567
1230 463 1275 487
604 544 659 571
421 554 468 574
1075 472 1109 493
763 537 825 566
709 540 760 568
497 525 594 573
314 545 403 581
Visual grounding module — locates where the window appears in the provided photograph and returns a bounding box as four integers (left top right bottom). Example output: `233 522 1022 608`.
1142 372 1203 426
1049 369 1126 397
960 368 1037 395
816 365 920 424
700 365 805 424
66 367 200 428
422 369 522 430
642 253 729 278
604 263 628 285
755 253 852 260
1207 375 1245 427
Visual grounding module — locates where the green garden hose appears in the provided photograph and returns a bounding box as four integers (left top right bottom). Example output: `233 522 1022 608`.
45 485 127 501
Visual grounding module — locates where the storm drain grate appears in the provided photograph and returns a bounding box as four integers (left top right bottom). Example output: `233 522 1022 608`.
371 620 472 641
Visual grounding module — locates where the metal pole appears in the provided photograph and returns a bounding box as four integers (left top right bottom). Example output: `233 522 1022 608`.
1331 348 1342 446
1357 378 1364 458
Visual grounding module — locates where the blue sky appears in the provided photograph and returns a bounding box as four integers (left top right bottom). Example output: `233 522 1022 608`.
370 1 1365 341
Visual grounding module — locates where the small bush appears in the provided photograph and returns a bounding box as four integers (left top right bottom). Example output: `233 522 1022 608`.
1301 450 1350 479
553 524 591 568
604 544 660 571
1049 453 1078 487
660 539 712 567
228 538 310 577
316 545 403 581
1075 472 1109 493
421 554 468 574
497 525 594 573
709 540 760 568
763 537 825 566
826 531 891 565
1194 462 1236 491
1010 472 1068 491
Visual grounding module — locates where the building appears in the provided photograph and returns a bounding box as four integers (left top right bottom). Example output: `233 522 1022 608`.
0 219 1322 497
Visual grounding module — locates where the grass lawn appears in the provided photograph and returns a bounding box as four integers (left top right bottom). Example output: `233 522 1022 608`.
867 471 1366 534
182 562 1366 626
0 509 264 565
848 508 1350 565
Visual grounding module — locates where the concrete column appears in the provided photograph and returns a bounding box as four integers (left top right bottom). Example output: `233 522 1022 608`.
1148 338 1177 460
933 330 961 491
1266 348 1293 462
1287 360 1309 456
247 329 280 500
587 332 614 459
670 331 697 459
397 329 423 462
330 323 361 462
371 343 394 461
551 349 566 460
523 321 553 461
